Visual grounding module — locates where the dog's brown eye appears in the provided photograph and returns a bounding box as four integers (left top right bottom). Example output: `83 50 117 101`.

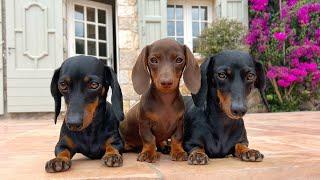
218 72 227 80
150 57 158 64
89 82 100 89
59 82 68 91
176 57 183 63
247 73 256 81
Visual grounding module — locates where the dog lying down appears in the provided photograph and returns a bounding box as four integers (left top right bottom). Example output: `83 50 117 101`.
183 50 267 165
46 56 124 173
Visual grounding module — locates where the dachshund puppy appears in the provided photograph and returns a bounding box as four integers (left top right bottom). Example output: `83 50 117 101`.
120 38 201 163
183 50 267 165
46 56 124 173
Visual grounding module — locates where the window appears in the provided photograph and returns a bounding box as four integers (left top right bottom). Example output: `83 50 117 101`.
167 2 211 53
192 6 208 52
167 5 184 44
68 0 113 66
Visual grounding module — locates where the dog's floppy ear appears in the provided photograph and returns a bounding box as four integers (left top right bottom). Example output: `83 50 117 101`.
254 60 266 91
254 60 270 111
192 56 214 108
183 45 201 94
132 46 150 95
105 66 124 121
50 68 62 124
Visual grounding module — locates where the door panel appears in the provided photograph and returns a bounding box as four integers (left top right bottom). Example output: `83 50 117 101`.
6 0 63 112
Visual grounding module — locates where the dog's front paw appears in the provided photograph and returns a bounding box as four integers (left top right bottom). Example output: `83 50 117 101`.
170 150 188 161
137 150 160 163
102 153 123 167
188 150 209 165
45 157 71 173
239 149 264 162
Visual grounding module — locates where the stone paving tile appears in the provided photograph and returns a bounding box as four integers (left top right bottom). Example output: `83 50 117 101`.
0 112 319 179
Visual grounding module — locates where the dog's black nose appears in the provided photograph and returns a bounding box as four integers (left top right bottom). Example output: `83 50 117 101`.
160 79 173 87
66 122 83 130
231 104 247 117
66 114 83 130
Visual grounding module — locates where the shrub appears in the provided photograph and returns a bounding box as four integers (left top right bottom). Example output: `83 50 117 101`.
197 19 248 56
245 0 320 111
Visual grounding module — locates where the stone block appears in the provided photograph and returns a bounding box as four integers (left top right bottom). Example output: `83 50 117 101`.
118 5 136 17
119 49 139 69
118 70 130 84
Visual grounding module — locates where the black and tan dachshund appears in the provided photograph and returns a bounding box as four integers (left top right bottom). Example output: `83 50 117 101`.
183 50 267 165
45 56 124 173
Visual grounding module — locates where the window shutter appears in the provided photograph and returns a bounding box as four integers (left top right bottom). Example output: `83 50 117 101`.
217 0 248 26
138 0 167 48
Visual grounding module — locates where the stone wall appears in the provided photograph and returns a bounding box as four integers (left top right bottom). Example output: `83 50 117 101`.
117 0 140 113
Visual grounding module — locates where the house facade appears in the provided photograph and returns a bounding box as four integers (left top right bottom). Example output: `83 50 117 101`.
0 0 248 115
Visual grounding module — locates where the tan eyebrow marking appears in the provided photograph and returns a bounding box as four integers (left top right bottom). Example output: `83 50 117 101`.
227 68 232 75
83 76 90 83
63 77 71 82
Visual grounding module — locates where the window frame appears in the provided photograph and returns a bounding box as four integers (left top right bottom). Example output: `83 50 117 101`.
191 5 210 52
167 0 213 53
167 5 185 44
67 0 114 67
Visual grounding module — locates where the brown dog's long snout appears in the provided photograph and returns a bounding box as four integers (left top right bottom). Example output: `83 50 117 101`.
158 63 175 89
159 71 174 88
160 79 173 87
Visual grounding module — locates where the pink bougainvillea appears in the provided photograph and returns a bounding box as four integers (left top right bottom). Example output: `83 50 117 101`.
274 32 287 42
297 3 320 25
246 0 320 110
287 0 298 7
250 0 269 11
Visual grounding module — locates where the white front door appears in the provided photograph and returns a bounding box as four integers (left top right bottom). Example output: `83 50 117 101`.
67 0 114 67
5 0 63 112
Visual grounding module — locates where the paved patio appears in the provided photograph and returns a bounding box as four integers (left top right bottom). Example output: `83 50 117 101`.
0 111 319 179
